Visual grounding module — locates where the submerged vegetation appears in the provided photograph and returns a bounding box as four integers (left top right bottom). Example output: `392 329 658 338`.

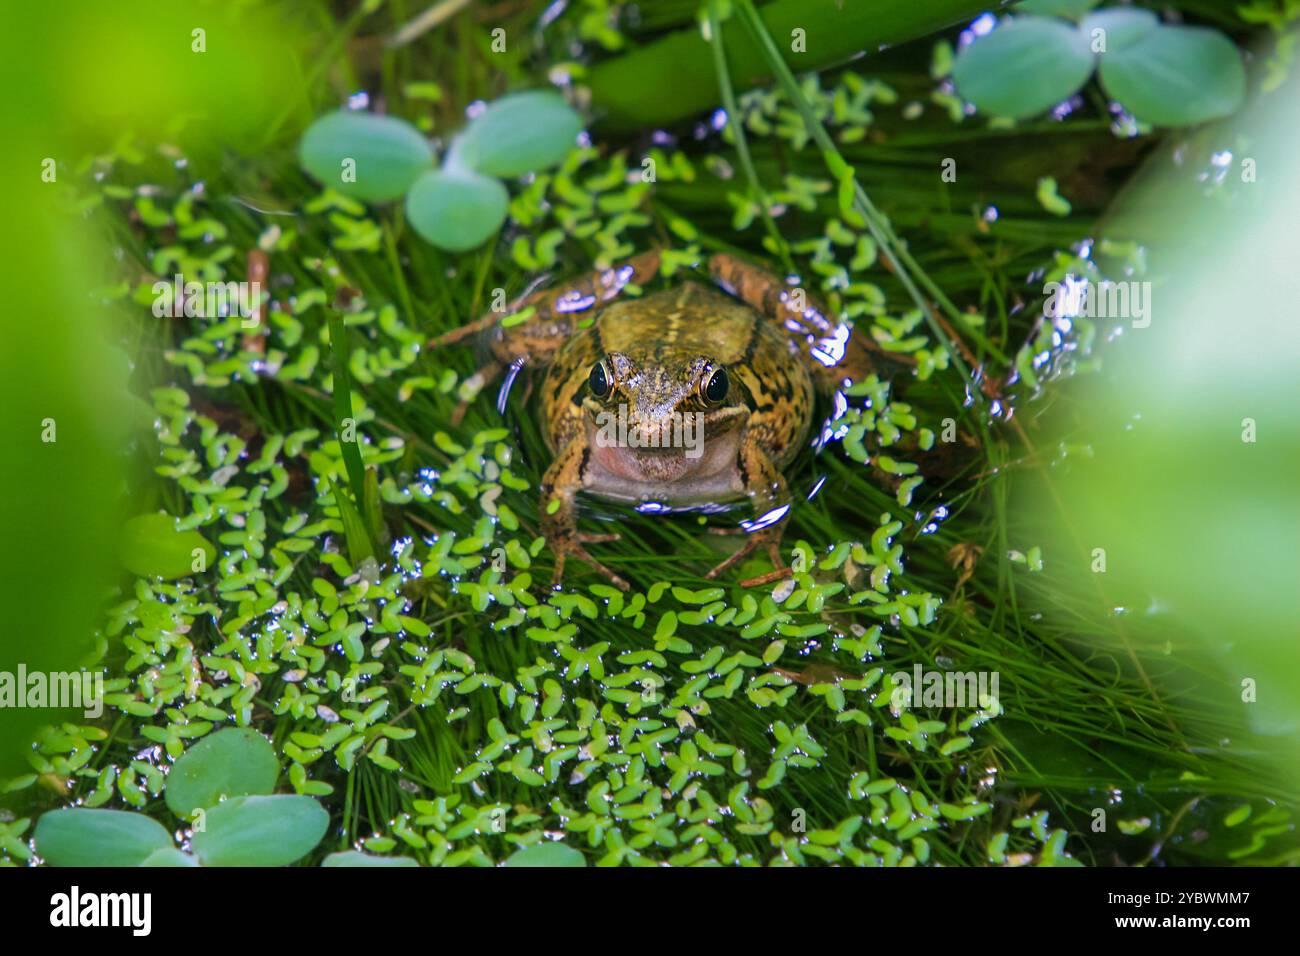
2 0 1296 867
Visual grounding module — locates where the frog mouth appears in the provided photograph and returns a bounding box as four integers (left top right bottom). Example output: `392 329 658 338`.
583 406 746 485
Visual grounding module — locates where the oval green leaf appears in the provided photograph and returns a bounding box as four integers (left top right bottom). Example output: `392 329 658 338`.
502 841 586 867
299 110 434 202
120 513 216 580
449 90 582 178
35 808 173 867
139 848 201 867
405 168 509 252
952 17 1096 120
322 851 420 867
165 727 280 817
1098 25 1246 126
191 795 328 867
1082 8 1159 55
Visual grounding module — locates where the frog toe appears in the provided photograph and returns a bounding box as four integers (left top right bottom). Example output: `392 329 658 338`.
705 528 784 580
549 538 628 591
577 531 621 545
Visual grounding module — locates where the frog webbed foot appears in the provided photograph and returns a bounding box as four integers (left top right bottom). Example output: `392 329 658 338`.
703 523 786 582
705 440 791 581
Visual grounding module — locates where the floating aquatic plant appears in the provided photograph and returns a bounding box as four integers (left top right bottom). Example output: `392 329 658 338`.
951 8 1246 125
299 91 584 252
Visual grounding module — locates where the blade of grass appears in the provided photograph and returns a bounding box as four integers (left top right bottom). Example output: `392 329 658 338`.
732 0 984 402
702 1 795 276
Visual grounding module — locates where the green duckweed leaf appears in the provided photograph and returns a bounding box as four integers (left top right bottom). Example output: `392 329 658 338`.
952 17 1096 120
35 808 173 867
449 90 583 178
502 841 586 867
299 111 434 202
1097 25 1246 126
191 795 328 867
165 727 280 817
120 513 216 580
405 168 509 252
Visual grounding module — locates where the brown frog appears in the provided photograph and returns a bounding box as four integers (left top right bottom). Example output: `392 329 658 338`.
434 251 902 590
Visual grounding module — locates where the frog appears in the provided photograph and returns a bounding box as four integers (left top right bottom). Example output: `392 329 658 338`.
434 251 908 590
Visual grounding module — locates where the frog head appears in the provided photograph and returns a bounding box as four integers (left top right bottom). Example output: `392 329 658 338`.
580 348 749 484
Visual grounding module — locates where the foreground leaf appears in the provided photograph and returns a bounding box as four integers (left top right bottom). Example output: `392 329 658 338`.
952 17 1095 120
165 728 280 817
322 851 420 867
448 90 582 178
502 842 586 867
405 168 509 252
119 513 216 579
1097 25 1245 126
192 795 328 867
35 809 173 867
299 111 434 202
139 848 200 867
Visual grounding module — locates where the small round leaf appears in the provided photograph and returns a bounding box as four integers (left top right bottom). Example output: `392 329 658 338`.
322 851 420 867
120 513 216 579
1097 25 1246 126
299 111 434 202
140 848 201 867
449 90 582 178
165 727 280 817
405 168 509 252
502 842 586 867
191 795 328 867
35 809 173 867
952 17 1096 120
1083 8 1159 55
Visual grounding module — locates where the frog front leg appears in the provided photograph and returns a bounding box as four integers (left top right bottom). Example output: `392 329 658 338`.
541 436 628 591
704 435 789 581
706 252 914 392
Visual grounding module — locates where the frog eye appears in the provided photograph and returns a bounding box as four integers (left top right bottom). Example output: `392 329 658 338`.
702 366 729 405
588 359 613 398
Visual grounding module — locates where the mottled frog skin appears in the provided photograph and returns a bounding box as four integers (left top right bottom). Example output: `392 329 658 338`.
435 251 895 590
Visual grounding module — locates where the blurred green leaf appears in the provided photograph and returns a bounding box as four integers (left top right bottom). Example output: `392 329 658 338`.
299 111 434 202
119 513 216 579
1081 7 1158 53
165 728 280 817
405 168 509 252
1097 26 1245 126
952 17 1095 119
139 848 201 867
192 795 328 867
35 808 172 867
322 850 420 867
503 841 586 867
1014 0 1099 18
449 90 582 178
